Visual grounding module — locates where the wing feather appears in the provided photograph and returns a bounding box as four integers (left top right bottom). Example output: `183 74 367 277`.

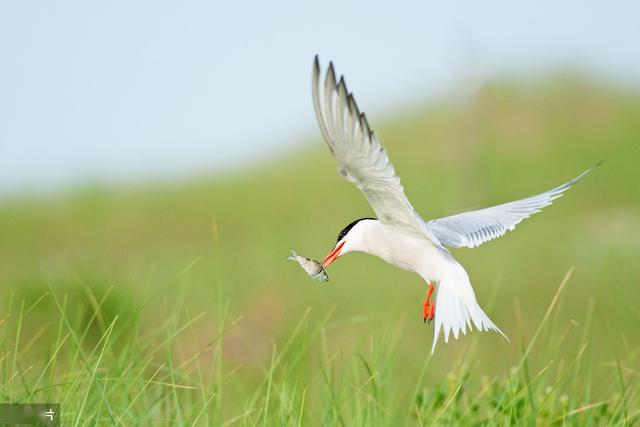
427 165 598 248
312 56 427 232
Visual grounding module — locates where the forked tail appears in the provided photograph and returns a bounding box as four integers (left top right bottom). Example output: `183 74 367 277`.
431 263 508 354
287 249 298 261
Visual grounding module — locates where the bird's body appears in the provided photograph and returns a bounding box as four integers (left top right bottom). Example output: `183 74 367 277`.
332 218 506 352
348 220 446 281
304 56 597 352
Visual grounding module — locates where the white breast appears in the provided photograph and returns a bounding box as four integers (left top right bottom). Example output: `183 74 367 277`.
359 222 452 283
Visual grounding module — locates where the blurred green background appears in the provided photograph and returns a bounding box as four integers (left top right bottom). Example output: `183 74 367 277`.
1 77 639 423
3 0 640 423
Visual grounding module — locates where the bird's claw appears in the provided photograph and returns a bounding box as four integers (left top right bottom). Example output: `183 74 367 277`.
422 282 435 324
423 303 435 324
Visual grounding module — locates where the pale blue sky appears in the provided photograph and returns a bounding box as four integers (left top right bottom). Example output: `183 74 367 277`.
1 0 638 195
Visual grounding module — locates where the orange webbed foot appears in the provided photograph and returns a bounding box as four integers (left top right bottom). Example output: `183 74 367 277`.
423 282 435 324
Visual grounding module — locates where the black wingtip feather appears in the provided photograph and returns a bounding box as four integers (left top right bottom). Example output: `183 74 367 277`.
326 62 337 86
348 93 360 117
359 112 372 137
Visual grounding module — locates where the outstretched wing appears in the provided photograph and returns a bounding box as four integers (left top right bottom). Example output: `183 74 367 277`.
312 56 426 233
427 166 597 248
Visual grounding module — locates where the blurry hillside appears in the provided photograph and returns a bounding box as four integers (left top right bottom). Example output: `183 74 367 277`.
0 78 639 415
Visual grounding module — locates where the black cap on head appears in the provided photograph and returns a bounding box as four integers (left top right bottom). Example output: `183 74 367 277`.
336 218 376 243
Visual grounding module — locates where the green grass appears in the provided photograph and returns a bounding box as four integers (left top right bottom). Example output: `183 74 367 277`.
0 78 639 425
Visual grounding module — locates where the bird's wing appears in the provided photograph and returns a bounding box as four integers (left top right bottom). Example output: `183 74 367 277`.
312 56 425 232
426 166 597 248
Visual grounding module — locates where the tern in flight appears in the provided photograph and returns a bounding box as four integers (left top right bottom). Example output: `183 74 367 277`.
311 56 598 352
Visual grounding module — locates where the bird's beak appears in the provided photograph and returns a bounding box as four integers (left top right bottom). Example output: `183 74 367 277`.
321 241 345 269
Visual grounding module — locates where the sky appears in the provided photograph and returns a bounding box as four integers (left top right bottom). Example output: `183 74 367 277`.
1 0 639 196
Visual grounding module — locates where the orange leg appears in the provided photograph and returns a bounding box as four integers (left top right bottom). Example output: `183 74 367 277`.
423 282 435 324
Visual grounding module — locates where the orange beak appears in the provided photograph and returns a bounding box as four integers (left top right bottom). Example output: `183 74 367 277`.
321 241 345 269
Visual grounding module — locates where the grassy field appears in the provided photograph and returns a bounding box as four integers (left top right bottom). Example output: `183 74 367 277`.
0 78 639 425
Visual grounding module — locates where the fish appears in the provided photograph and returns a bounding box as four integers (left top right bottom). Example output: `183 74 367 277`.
287 249 329 282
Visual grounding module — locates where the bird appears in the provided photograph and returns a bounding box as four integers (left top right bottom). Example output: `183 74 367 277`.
311 56 597 353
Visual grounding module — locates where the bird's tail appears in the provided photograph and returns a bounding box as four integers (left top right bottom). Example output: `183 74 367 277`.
431 261 508 354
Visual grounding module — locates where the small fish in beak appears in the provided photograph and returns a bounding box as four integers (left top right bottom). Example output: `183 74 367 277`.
288 249 329 282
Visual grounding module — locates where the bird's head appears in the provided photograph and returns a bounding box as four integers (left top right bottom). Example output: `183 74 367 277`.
321 218 377 269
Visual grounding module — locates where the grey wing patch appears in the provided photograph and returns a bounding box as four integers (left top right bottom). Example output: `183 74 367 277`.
337 167 360 185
